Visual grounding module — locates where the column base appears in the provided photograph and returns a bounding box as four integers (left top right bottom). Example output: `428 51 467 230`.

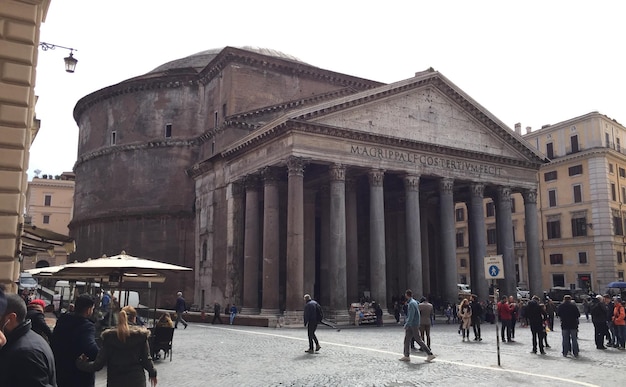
282 310 304 326
239 307 260 315
325 309 351 325
259 308 281 316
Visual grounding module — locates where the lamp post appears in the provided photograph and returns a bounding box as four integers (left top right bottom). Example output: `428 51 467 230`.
39 42 78 73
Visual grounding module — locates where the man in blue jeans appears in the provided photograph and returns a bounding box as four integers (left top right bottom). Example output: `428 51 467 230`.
399 289 435 363
557 294 580 357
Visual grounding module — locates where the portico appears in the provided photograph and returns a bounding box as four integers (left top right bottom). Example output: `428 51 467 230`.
190 69 546 322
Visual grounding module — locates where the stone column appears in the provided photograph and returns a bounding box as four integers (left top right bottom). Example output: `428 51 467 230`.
229 181 245 305
346 178 359 304
319 185 330 306
261 167 280 315
303 189 317 297
329 164 349 320
404 174 423 296
285 157 306 320
420 199 431 295
369 169 387 305
242 175 260 314
468 183 488 301
523 189 542 297
496 186 516 298
439 178 458 303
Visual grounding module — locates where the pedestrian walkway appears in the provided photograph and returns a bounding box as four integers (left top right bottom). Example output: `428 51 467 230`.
94 317 623 386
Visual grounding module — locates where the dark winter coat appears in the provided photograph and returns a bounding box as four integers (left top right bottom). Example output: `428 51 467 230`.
525 299 543 328
27 307 53 343
76 327 157 387
590 299 607 323
0 320 56 387
51 313 100 387
304 300 320 326
557 300 580 330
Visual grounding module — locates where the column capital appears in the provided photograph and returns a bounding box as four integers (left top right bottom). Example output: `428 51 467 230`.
287 156 307 177
470 183 485 198
329 164 346 182
404 174 420 192
497 186 512 202
232 181 245 198
261 166 281 184
243 174 260 191
368 169 385 187
523 188 538 204
440 177 454 194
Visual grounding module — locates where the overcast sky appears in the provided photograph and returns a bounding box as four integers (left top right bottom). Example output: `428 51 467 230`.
30 0 626 178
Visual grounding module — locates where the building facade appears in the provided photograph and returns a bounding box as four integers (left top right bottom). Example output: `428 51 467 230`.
72 47 546 315
0 0 50 292
23 171 75 269
524 112 626 293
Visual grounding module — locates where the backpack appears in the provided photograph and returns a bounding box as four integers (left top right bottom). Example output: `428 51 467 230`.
316 303 324 322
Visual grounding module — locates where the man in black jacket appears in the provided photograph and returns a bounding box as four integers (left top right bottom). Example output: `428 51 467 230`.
0 292 56 387
51 294 99 387
557 295 580 357
525 295 546 354
303 294 321 354
590 295 608 349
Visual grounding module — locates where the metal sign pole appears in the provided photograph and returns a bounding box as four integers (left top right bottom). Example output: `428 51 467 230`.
494 280 501 366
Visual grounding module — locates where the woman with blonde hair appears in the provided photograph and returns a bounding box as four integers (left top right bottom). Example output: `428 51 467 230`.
77 305 157 387
156 313 174 328
458 298 473 342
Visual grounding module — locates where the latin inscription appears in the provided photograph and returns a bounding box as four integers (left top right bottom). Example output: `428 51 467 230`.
350 145 502 177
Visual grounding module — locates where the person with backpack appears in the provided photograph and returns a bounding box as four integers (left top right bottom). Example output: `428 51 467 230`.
303 294 322 354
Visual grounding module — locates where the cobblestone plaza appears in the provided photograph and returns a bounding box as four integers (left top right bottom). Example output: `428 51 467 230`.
96 317 623 387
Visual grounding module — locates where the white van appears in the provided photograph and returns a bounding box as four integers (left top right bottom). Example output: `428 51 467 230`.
54 281 139 308
457 284 472 294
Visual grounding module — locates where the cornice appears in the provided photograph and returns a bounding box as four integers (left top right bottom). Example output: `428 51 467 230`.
69 209 194 229
220 119 543 170
541 147 625 168
74 139 197 169
73 73 198 123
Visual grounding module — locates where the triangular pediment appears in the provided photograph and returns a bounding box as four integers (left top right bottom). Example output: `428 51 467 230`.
223 70 546 165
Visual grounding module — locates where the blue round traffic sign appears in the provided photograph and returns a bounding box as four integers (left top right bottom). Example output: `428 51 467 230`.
488 265 500 277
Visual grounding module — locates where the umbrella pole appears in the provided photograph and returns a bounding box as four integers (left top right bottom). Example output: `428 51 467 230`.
153 287 158 327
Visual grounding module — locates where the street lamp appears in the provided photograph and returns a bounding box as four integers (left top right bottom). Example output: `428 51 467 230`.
39 42 78 73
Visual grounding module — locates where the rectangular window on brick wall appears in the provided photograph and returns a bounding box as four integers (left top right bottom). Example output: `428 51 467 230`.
165 124 172 138
44 194 51 206
547 220 561 239
486 202 495 217
620 168 626 178
618 251 623 264
546 142 554 159
544 171 557 181
611 183 617 201
614 216 624 235
571 217 587 237
569 165 583 176
573 185 582 203
456 231 464 247
43 214 50 224
487 229 497 245
579 252 588 264
550 254 563 265
548 190 557 207
456 208 465 222
553 274 565 287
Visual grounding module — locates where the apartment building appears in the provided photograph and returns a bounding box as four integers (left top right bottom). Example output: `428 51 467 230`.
455 112 626 295
23 171 75 269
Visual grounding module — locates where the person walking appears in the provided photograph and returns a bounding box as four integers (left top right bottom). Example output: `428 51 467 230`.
51 294 100 387
77 305 157 387
303 294 321 354
418 297 434 348
557 295 580 357
470 295 483 341
174 292 188 329
212 302 223 324
0 291 57 387
458 298 472 342
545 298 556 331
229 304 238 325
612 297 625 350
525 295 545 354
604 295 616 347
590 294 608 349
540 303 551 348
398 289 435 363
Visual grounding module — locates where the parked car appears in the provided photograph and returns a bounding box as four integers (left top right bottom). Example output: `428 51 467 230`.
18 272 38 291
457 284 472 294
516 287 530 299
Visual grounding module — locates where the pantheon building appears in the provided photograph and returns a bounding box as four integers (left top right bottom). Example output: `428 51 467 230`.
71 47 546 319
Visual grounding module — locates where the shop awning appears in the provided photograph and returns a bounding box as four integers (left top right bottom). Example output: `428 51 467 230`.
21 224 75 257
